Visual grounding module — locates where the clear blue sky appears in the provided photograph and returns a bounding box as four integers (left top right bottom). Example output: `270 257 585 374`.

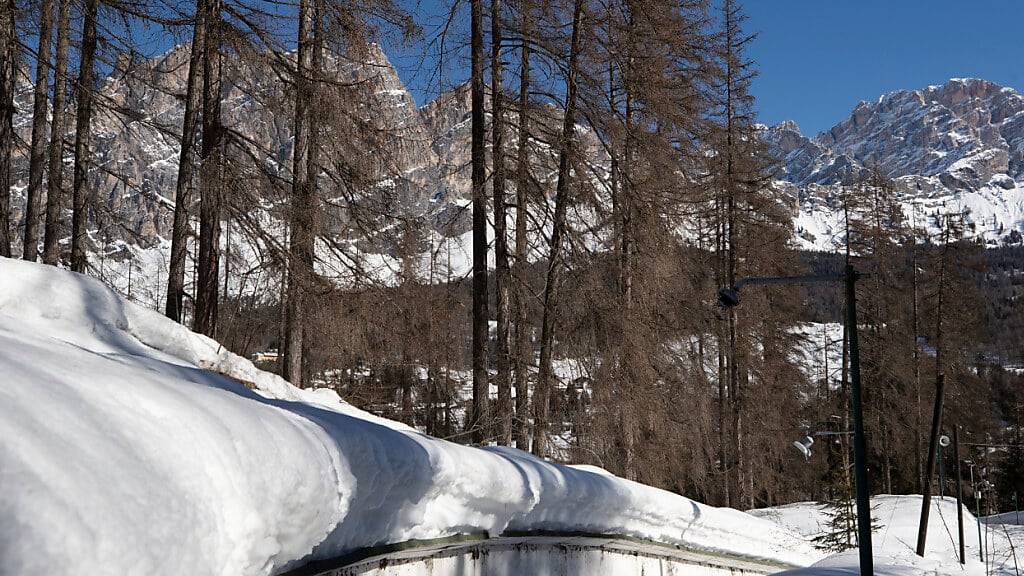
391 0 1024 137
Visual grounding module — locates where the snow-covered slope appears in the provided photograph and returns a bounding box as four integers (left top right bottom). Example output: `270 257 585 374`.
0 257 820 576
753 495 1024 576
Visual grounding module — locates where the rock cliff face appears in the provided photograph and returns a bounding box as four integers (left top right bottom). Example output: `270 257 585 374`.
766 78 1024 249
6 43 480 292
6 46 1024 300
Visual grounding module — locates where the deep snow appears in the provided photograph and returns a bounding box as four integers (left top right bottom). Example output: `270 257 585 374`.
0 257 819 576
754 495 1024 576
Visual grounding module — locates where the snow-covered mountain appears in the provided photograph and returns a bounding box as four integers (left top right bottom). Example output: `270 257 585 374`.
766 78 1024 249
7 46 1024 301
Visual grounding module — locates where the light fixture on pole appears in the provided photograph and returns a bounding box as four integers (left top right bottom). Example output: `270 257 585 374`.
718 265 874 576
939 434 950 498
794 435 815 461
791 429 853 461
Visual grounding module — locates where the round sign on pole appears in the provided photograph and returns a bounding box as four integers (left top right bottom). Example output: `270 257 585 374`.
939 435 951 448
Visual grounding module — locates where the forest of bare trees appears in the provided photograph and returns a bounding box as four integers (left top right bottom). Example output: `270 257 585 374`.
0 0 1021 512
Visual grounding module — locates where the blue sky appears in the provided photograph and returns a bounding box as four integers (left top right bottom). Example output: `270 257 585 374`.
389 0 1024 137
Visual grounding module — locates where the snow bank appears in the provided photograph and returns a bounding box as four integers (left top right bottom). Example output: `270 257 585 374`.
756 495 1024 576
985 511 1024 525
0 258 819 576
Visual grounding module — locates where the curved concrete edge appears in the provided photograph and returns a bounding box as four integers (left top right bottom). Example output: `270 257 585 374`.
281 532 800 576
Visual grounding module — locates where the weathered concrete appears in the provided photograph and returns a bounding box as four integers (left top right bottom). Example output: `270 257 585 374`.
285 535 795 576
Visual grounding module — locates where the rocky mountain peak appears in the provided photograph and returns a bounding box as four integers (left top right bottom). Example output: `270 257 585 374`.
813 78 1024 182
778 78 1024 250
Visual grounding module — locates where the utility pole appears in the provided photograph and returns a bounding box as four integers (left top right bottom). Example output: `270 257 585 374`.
939 439 946 499
969 461 984 562
954 428 965 564
916 372 946 557
719 264 873 576
845 264 874 576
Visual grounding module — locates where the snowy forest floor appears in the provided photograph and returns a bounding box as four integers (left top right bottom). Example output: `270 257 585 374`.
755 495 1024 576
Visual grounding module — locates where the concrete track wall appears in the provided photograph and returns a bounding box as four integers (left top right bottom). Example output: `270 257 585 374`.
287 535 793 576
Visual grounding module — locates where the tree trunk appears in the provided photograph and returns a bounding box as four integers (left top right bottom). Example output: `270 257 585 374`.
194 0 223 337
723 0 744 505
42 0 72 265
23 0 54 261
0 0 16 257
165 1 207 321
532 0 582 458
283 0 320 387
512 0 532 451
469 0 489 444
70 0 99 273
491 0 512 446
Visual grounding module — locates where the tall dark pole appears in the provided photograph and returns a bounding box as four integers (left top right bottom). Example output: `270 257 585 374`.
971 463 984 562
718 268 873 575
954 427 965 564
846 264 874 576
939 444 945 498
916 372 946 556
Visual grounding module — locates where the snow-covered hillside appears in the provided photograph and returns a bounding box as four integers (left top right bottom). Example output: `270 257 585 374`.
0 257 821 576
753 495 1024 576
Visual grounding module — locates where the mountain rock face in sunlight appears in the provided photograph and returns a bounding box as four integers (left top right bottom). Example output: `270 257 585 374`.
5 44 485 302
8 45 1024 295
767 79 1024 249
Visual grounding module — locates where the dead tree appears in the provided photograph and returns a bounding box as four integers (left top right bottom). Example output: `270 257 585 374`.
164 0 207 321
23 0 54 261
70 0 99 273
492 0 513 446
193 0 224 337
512 0 533 451
533 0 583 458
283 0 322 386
469 0 490 443
42 0 72 265
0 0 15 257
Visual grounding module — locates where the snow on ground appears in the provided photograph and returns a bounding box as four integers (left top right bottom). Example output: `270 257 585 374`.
753 495 1024 576
0 257 820 576
985 511 1024 526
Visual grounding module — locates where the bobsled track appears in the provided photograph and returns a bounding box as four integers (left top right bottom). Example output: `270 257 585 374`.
282 532 798 576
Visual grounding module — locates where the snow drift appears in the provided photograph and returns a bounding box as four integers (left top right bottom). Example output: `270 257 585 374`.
754 495 1024 576
0 257 818 576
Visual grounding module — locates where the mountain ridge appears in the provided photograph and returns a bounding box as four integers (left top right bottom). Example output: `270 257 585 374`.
5 48 1024 305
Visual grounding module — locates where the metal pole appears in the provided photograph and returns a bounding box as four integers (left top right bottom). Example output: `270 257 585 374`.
971 463 984 562
846 264 874 576
939 444 945 499
954 428 965 564
916 372 946 557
